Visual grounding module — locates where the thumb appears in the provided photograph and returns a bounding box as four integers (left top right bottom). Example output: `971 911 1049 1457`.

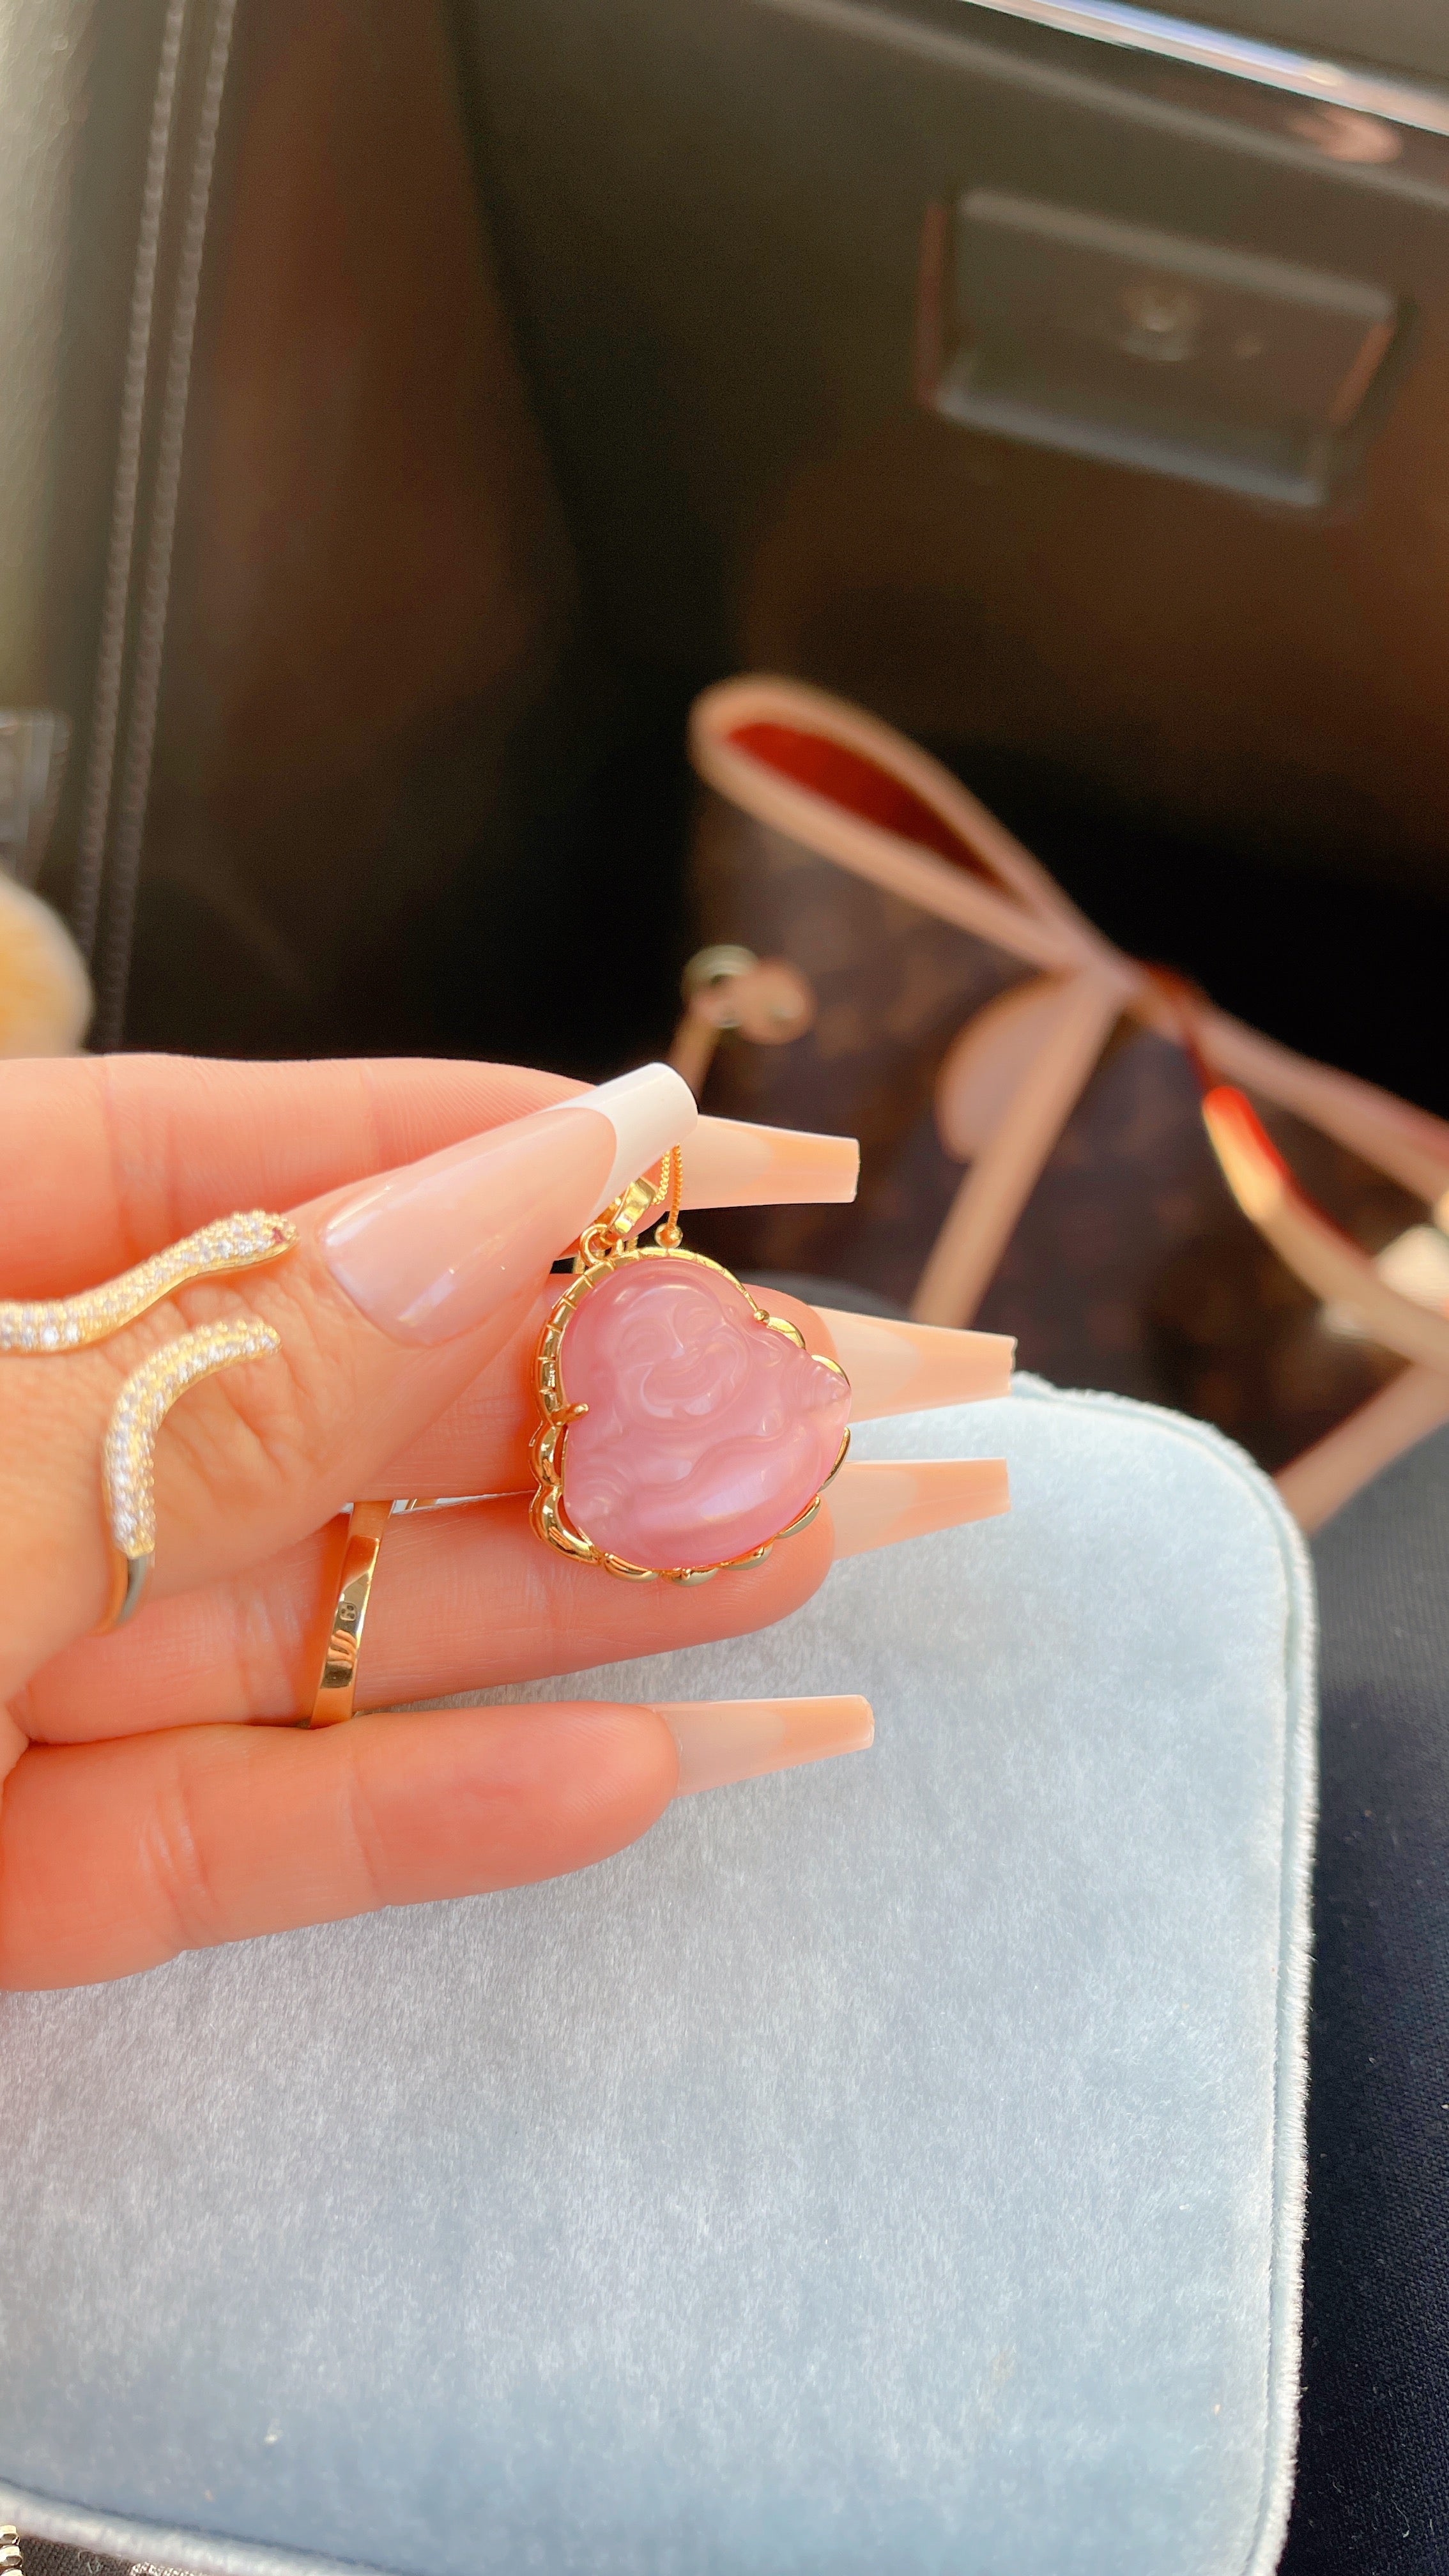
0 1066 694 1683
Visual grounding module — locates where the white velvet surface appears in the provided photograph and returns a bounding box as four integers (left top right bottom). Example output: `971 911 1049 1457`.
0 1383 1315 2576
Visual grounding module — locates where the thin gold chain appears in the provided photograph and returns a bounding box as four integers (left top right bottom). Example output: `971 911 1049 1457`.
655 1144 684 1250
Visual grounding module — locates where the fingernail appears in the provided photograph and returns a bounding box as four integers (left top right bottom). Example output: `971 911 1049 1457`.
687 1117 859 1209
542 1062 700 1221
815 1310 1015 1422
657 1694 873 1795
827 1457 1009 1557
321 1064 696 1344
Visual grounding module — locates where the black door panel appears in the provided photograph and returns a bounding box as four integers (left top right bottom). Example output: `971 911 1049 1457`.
459 0 1449 912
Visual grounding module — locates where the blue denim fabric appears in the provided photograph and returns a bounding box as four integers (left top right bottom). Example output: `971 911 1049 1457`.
1280 1423 1449 2574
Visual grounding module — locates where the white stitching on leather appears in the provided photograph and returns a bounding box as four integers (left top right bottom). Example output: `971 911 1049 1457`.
69 0 191 969
91 0 241 1050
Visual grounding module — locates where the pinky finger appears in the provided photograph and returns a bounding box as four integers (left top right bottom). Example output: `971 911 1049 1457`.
0 1695 871 1991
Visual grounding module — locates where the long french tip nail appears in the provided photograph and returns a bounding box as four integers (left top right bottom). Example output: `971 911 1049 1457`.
815 1310 1015 1420
687 1117 859 1209
657 1694 874 1795
544 1062 698 1218
319 1065 693 1346
827 1457 1009 1557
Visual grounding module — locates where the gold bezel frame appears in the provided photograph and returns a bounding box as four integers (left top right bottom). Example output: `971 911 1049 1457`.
530 1240 850 1583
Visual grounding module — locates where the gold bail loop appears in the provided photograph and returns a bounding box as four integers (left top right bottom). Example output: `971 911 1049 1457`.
655 1144 684 1250
577 1147 686 1266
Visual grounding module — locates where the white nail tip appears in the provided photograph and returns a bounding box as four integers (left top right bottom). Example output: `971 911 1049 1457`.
561 1063 700 1219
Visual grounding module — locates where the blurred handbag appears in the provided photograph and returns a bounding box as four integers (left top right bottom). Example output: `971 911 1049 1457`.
683 674 1449 1527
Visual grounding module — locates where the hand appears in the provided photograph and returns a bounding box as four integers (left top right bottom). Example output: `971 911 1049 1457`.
0 1054 1008 1989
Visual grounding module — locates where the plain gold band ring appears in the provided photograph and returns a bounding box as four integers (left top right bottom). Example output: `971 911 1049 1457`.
309 1498 394 1727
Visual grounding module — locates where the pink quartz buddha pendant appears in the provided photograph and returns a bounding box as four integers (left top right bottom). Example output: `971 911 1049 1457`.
530 1148 850 1581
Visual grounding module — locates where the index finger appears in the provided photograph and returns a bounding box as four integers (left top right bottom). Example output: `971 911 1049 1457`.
0 1056 859 1292
0 1057 568 1290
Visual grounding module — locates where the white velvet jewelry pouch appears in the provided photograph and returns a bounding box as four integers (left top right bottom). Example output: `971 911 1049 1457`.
0 1380 1315 2576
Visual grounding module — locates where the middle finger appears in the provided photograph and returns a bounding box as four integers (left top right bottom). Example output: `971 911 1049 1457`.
22 1440 1008 1738
360 1282 1013 1499
22 1296 1012 1738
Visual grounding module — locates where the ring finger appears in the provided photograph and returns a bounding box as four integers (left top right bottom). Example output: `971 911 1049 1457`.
21 1443 1010 1744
